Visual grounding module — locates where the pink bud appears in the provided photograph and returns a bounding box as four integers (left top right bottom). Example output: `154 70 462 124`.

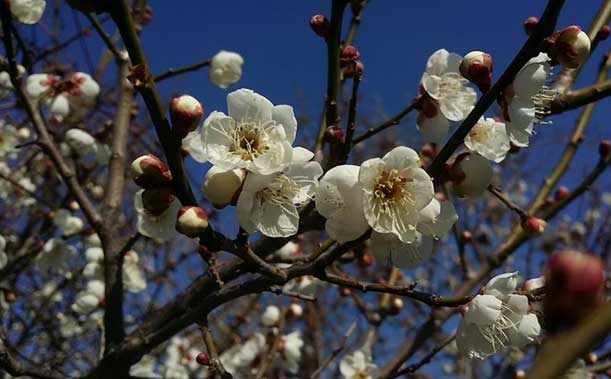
131 154 172 188
141 5 153 26
595 25 611 43
554 185 570 201
141 187 175 215
549 26 591 68
344 61 364 78
325 126 344 144
175 206 209 238
521 215 546 236
195 352 210 366
460 51 493 92
523 16 539 35
340 45 360 66
170 95 203 139
309 14 329 37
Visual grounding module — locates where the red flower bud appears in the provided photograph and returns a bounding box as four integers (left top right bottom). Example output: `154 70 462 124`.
339 287 352 297
595 25 611 43
309 14 329 37
175 206 209 238
195 352 210 366
460 51 493 92
131 154 173 188
170 95 203 139
325 126 344 144
521 215 546 236
358 253 373 267
344 61 364 78
340 45 360 66
554 185 570 201
523 16 539 35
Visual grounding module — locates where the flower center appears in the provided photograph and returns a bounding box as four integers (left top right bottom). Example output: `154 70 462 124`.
258 174 299 207
231 122 268 160
438 75 462 98
373 169 412 204
353 370 370 379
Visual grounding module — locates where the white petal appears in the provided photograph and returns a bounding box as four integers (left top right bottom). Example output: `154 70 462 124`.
418 199 458 237
291 146 314 162
509 313 540 347
182 126 208 163
381 146 421 170
273 104 297 144
483 272 519 298
417 111 450 144
227 88 273 123
10 0 46 24
464 294 502 326
456 318 498 359
513 54 551 98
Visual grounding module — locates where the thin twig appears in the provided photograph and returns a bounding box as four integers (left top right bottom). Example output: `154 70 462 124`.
153 58 212 82
309 321 357 379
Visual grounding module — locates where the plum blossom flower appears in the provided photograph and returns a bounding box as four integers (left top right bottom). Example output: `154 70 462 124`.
340 350 377 379
0 121 19 160
452 153 494 197
281 330 303 374
130 355 162 379
163 336 201 378
26 72 100 120
9 0 46 24
209 50 244 88
83 247 146 293
464 117 510 163
201 89 296 175
275 241 302 260
72 280 105 313
0 235 7 270
0 72 13 99
53 209 84 236
417 49 477 143
220 333 266 378
501 53 552 147
456 272 541 359
282 275 321 298
359 146 434 243
236 147 322 237
134 189 181 242
35 238 77 274
261 305 281 326
315 164 370 243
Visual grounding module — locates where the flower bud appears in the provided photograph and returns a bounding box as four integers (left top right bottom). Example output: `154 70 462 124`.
195 352 210 366
140 5 153 26
599 139 611 159
141 187 174 215
343 61 364 78
549 26 591 68
358 253 373 267
340 45 360 66
203 166 245 208
544 250 605 331
595 25 611 43
388 297 404 315
261 305 281 326
324 126 344 144
459 51 493 92
461 230 473 243
209 51 243 89
170 95 203 139
175 206 209 238
513 369 526 379
309 14 329 37
523 17 539 35
554 185 570 201
521 215 546 236
339 287 352 297
287 303 303 318
131 154 172 188
451 153 493 198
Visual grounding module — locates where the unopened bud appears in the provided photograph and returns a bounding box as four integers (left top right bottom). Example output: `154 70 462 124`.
586 352 598 364
261 305 281 327
521 215 546 236
513 369 526 379
140 5 153 26
287 303 303 318
203 166 245 208
69 201 80 211
523 17 539 35
599 139 611 159
340 45 360 66
549 26 591 68
141 187 174 215
339 287 352 297
461 230 473 243
195 352 210 366
460 51 493 92
170 95 203 139
175 206 209 237
358 253 373 267
325 126 344 144
131 154 172 188
554 185 570 201
309 14 329 37
388 297 404 315
595 25 611 43
344 60 364 78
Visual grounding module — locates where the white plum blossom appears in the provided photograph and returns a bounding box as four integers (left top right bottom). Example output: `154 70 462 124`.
340 350 377 379
134 189 181 242
417 49 477 143
456 272 541 359
202 165 245 208
57 313 83 338
0 72 13 99
452 153 493 197
0 235 7 270
182 125 208 162
282 275 321 298
501 53 552 147
281 330 304 374
464 117 510 163
236 147 322 238
209 50 244 88
9 0 46 24
130 355 162 379
261 305 281 326
163 336 201 378
220 333 266 378
35 238 77 274
359 146 434 243
26 72 100 120
72 279 105 313
275 241 302 260
0 121 19 160
201 88 296 175
53 209 84 236
315 164 370 243
123 250 146 293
